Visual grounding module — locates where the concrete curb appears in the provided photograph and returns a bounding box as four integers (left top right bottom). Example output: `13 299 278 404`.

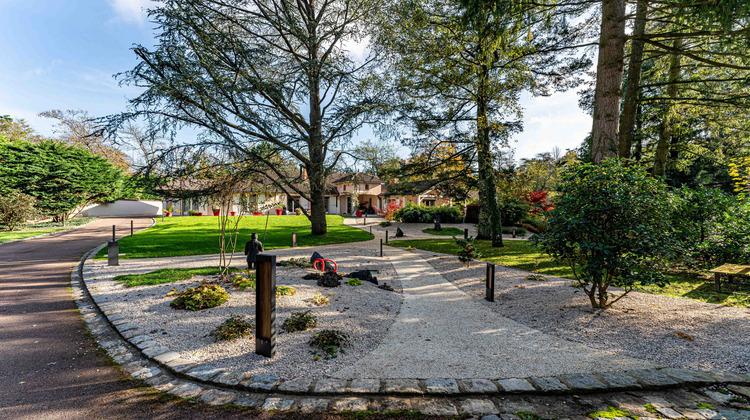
0 218 97 247
71 236 750 413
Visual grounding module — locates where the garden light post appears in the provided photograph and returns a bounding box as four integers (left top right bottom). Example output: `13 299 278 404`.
131 220 134 237
108 225 118 267
380 239 383 257
292 232 297 248
385 230 389 244
255 254 276 358
464 228 469 239
485 263 496 302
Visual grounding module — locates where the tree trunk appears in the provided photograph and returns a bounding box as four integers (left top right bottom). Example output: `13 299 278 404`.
306 4 327 236
591 0 627 163
653 38 683 177
618 0 647 159
633 101 644 162
475 62 503 247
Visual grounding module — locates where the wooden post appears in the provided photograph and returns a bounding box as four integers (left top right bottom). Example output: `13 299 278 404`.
255 254 276 358
485 263 495 302
292 232 297 248
464 228 469 239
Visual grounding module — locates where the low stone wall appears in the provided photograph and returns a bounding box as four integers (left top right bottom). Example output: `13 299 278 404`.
80 200 163 218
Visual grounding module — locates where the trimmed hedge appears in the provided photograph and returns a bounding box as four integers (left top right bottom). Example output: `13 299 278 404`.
393 203 463 223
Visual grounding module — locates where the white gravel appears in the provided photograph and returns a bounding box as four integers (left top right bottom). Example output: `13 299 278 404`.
88 244 402 380
416 249 750 374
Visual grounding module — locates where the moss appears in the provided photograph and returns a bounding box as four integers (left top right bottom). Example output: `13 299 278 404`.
643 403 659 414
588 406 632 418
697 402 715 409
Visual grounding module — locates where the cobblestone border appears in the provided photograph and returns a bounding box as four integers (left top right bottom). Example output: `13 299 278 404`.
72 242 750 412
0 218 98 247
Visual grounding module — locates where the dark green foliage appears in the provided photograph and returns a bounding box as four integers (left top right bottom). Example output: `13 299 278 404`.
310 329 350 359
0 140 124 219
275 285 296 297
0 190 37 230
672 187 750 269
393 203 463 223
533 160 676 309
232 272 256 291
212 316 253 341
454 236 481 266
501 226 526 236
170 284 230 311
282 311 317 333
279 258 313 268
499 199 530 226
379 221 392 227
423 227 464 236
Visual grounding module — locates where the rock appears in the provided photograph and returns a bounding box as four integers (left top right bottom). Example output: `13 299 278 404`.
314 378 349 393
297 398 329 413
417 399 458 416
199 389 237 406
461 379 498 394
395 227 404 237
382 379 423 394
332 397 369 412
425 378 460 394
529 376 569 393
597 371 642 389
559 374 608 391
497 378 536 393
626 369 679 387
350 379 381 393
460 398 498 415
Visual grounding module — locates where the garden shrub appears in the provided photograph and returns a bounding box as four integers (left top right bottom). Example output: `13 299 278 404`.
379 221 392 227
0 190 37 231
279 257 313 268
310 329 350 359
345 278 363 286
393 203 463 223
282 310 317 332
499 198 530 226
532 160 676 309
212 316 253 341
454 236 481 266
275 285 296 297
233 272 256 290
501 226 526 236
170 284 230 310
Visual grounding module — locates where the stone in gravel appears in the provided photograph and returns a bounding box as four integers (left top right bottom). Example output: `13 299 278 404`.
497 378 535 393
233 395 263 408
659 368 715 384
461 379 498 394
121 328 142 339
142 346 171 358
165 358 198 373
116 323 138 332
153 351 180 364
655 406 688 419
382 379 423 394
242 373 280 391
529 376 569 393
460 398 498 415
596 372 642 389
314 378 349 393
169 382 204 398
425 378 459 394
559 374 607 391
129 335 153 345
215 371 244 386
707 370 750 383
417 399 459 416
332 397 369 412
297 398 329 413
277 378 314 393
135 340 158 350
186 365 225 381
349 379 380 393
626 369 678 387
262 397 295 411
199 389 237 406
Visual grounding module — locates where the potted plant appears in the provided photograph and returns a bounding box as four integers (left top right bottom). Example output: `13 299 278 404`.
275 203 284 216
212 208 221 216
188 210 199 216
295 208 302 215
230 210 237 216
164 205 174 217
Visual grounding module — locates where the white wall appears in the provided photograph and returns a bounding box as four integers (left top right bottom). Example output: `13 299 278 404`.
80 200 163 218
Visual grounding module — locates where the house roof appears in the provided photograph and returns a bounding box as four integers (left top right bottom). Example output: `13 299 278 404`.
331 172 382 184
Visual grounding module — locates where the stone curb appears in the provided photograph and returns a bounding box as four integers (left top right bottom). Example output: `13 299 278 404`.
0 218 97 247
73 239 750 404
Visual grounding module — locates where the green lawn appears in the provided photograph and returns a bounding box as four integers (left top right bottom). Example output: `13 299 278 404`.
114 266 242 287
95 215 372 259
422 227 465 236
391 238 750 307
0 218 95 243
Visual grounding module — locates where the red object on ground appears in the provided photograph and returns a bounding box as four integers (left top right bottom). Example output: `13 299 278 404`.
197 212 203 216
275 209 283 215
355 210 362 217
230 211 236 216
165 211 172 217
212 209 221 216
313 258 338 273
253 212 262 216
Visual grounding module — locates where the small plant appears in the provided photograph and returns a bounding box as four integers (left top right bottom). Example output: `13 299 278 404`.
379 221 392 227
170 284 230 311
311 293 332 305
696 403 715 410
317 272 342 287
188 209 200 216
276 285 296 297
165 287 179 297
643 404 658 414
345 278 363 286
295 208 302 215
211 316 253 341
282 310 317 332
310 329 350 359
0 190 37 231
454 236 481 266
233 272 256 291
587 406 632 419
164 205 174 213
279 258 313 268
524 274 548 281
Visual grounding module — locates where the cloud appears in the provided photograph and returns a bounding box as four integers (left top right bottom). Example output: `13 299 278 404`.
109 0 150 24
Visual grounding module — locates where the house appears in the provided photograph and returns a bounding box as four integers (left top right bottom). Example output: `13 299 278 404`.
159 171 452 216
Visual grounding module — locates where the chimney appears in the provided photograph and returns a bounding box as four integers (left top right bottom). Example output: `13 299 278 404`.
301 165 308 181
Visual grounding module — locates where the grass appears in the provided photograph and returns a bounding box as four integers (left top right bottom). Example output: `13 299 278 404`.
96 215 372 260
113 266 242 287
391 238 750 308
0 217 95 243
422 227 465 236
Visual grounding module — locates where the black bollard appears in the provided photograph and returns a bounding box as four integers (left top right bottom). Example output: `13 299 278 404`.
369 226 372 234
464 228 469 239
386 230 389 244
255 254 276 358
380 238 383 257
292 232 297 248
485 263 496 302
131 220 134 237
108 225 118 266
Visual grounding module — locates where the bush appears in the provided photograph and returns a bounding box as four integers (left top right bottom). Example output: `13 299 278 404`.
499 198 530 226
501 226 527 236
212 316 253 341
454 236 481 266
379 221 392 227
276 285 296 297
170 284 230 310
0 190 37 231
393 203 463 223
233 272 256 290
282 310 317 332
279 257 313 268
345 278 363 286
310 329 350 359
532 160 676 309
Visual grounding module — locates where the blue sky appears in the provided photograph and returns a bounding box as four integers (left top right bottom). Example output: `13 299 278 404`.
0 0 591 160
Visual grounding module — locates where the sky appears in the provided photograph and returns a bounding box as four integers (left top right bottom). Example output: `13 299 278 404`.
0 0 592 161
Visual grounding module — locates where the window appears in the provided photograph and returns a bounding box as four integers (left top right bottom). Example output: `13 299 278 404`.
365 184 369 190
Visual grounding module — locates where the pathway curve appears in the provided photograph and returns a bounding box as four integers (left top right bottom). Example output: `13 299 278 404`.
333 246 657 379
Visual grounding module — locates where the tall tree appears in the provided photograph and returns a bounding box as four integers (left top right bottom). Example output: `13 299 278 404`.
104 0 384 235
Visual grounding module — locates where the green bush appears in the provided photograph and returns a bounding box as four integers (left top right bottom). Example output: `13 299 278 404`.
501 226 527 236
310 329 350 359
279 257 313 268
499 198 530 226
454 236 481 266
212 316 253 341
282 310 317 332
393 203 463 223
379 221 392 227
345 278 363 286
533 160 676 309
170 284 230 310
0 190 37 231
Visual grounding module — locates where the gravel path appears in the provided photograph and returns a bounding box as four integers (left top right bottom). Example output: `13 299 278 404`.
89 243 402 380
343 217 526 241
415 249 750 374
332 247 656 379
